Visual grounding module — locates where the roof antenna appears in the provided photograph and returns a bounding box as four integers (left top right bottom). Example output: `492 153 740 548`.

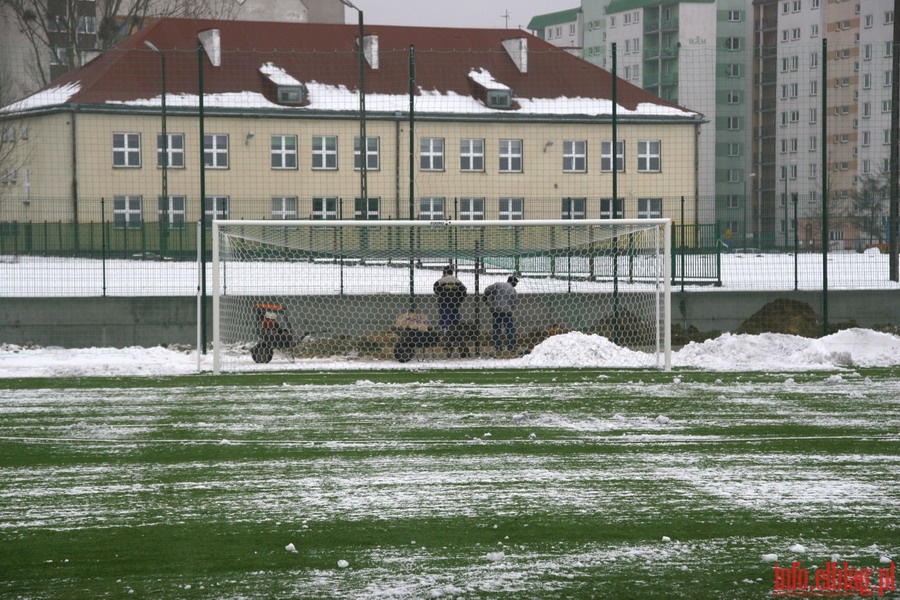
501 10 510 28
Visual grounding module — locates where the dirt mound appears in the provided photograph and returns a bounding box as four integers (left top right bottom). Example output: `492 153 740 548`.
737 298 822 338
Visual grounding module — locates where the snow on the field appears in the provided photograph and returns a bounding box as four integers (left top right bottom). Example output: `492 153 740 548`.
0 327 897 378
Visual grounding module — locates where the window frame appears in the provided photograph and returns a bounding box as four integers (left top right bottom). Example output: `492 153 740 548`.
311 135 338 170
203 133 229 169
601 140 625 172
157 195 186 229
562 140 587 173
354 136 380 171
637 140 661 172
419 197 445 220
270 134 298 170
271 196 298 220
498 139 523 173
459 197 485 220
498 197 524 220
113 132 141 168
419 137 445 171
312 197 339 220
460 138 485 172
113 194 143 229
157 132 185 169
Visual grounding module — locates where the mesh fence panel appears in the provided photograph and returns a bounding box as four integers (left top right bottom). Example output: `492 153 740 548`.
212 220 670 370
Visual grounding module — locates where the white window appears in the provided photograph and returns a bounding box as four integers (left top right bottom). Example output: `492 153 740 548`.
810 24 819 37
725 37 741 51
637 140 661 172
354 137 380 171
809 108 817 124
601 140 625 172
809 53 819 69
354 197 380 220
499 139 523 172
728 10 742 21
727 143 742 157
809 80 818 96
419 197 445 219
726 169 741 183
601 198 624 219
312 135 337 170
727 91 741 104
460 138 484 172
113 195 142 228
726 196 739 209
863 73 872 89
562 197 586 219
726 64 742 78
864 14 874 27
727 116 741 131
157 133 184 169
272 197 298 220
271 135 298 169
459 197 484 220
811 0 819 7
498 197 524 220
637 197 662 218
204 134 229 169
49 47 69 66
862 131 871 146
809 136 818 151
885 10 894 24
157 196 186 228
791 28 801 40
312 197 338 220
420 137 444 171
863 44 873 60
563 140 587 172
113 133 141 168
862 102 871 117
809 163 817 179
205 196 229 222
78 16 97 34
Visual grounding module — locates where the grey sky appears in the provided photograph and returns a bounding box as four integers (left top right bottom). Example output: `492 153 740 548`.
344 1 575 30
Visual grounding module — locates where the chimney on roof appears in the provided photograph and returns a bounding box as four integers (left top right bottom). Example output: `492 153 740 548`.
502 37 528 74
198 28 221 67
361 34 379 70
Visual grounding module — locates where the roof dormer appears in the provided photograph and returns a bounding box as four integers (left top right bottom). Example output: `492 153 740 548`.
259 62 308 106
468 68 516 110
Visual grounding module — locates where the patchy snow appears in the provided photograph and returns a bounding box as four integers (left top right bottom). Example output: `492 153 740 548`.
468 67 510 90
0 82 81 113
0 327 896 378
259 62 303 86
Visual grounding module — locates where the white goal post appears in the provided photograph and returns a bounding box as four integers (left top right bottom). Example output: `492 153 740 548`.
212 219 671 373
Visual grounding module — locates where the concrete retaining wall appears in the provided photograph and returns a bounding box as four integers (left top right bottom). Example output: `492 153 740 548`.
1 290 897 348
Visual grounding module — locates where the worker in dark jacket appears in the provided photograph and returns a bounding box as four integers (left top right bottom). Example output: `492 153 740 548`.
433 267 468 330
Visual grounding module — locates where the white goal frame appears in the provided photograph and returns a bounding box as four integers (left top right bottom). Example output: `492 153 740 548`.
211 219 671 373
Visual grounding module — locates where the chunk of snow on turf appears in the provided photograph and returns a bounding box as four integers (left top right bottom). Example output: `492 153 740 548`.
285 543 297 553
655 415 671 424
881 556 893 564
662 536 672 542
485 551 505 562
790 544 806 553
337 559 349 568
761 553 778 562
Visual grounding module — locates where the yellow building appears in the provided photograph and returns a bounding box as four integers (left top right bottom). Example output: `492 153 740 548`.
0 18 703 229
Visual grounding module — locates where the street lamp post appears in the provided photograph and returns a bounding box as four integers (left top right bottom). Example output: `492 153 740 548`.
743 172 756 249
143 41 167 206
339 0 367 209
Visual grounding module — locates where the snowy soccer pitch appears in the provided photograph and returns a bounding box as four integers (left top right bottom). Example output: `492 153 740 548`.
1 368 898 599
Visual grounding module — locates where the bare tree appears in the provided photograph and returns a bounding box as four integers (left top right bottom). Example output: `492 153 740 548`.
0 0 238 89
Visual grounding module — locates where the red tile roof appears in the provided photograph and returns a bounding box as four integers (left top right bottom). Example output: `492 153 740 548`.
32 18 693 115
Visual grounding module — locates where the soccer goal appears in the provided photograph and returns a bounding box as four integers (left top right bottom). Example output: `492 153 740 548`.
212 219 671 373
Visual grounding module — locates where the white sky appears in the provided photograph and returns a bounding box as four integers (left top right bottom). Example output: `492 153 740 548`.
343 0 569 30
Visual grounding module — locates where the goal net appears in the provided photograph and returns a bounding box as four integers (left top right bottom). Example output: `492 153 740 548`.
212 219 671 372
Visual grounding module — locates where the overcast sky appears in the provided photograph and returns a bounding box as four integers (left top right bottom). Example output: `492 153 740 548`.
343 0 573 30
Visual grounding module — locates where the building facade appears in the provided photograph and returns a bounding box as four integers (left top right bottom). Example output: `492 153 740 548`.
0 20 702 237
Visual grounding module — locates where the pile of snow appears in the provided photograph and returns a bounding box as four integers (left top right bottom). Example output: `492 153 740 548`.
0 328 897 378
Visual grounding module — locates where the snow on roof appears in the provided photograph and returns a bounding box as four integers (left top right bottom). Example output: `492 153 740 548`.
0 82 81 113
259 62 302 86
468 68 510 91
0 19 701 121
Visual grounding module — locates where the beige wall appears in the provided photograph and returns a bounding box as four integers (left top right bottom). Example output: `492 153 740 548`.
3 109 699 223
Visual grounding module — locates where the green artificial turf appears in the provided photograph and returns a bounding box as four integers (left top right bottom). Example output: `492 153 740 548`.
1 368 898 599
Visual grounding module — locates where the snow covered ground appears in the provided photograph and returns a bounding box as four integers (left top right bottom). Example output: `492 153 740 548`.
1 327 897 378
